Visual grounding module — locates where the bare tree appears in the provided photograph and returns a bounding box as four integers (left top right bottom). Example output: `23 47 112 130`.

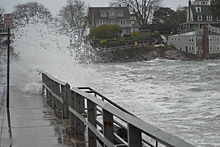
58 0 88 44
0 7 5 25
0 6 5 14
13 2 52 26
110 0 162 27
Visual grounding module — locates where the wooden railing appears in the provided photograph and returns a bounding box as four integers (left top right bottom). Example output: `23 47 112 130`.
41 71 194 147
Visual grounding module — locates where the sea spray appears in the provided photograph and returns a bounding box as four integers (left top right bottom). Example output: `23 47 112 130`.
11 23 99 93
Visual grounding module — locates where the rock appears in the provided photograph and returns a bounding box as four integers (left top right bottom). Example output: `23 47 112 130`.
163 50 195 60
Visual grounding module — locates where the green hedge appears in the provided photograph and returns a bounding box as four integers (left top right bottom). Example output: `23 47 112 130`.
90 36 162 48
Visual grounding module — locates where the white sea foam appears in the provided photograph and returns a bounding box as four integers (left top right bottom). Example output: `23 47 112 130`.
11 23 97 93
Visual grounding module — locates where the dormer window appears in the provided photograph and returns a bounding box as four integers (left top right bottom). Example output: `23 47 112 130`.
196 7 201 12
200 1 207 5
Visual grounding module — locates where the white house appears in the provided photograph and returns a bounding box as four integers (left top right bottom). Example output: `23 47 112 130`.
168 25 220 55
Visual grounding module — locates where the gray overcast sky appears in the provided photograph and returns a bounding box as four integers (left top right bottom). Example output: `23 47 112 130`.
1 0 189 15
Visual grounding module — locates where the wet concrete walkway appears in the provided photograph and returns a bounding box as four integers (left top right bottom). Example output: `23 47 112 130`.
0 87 74 147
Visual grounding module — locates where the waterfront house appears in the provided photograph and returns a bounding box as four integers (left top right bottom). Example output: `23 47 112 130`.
168 25 220 55
88 7 139 35
179 0 220 32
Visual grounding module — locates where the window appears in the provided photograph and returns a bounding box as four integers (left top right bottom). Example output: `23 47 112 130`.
217 16 220 21
101 20 105 24
198 16 202 21
189 37 194 41
209 36 212 42
109 11 116 17
189 46 194 50
100 11 107 17
196 7 201 12
200 1 207 5
110 20 114 24
117 11 124 17
218 45 220 50
207 16 212 21
209 45 213 50
121 20 125 25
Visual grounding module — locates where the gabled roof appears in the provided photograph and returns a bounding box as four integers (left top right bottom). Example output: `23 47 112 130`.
171 31 200 37
192 0 210 5
171 29 220 37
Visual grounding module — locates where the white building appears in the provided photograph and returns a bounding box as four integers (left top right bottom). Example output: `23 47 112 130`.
168 25 220 55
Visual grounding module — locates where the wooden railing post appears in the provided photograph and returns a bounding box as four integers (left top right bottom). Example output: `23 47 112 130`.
70 92 85 142
87 99 97 147
52 81 60 118
127 124 142 147
46 78 52 107
75 94 85 138
70 91 76 137
49 79 55 110
42 74 45 94
103 109 114 145
62 84 70 119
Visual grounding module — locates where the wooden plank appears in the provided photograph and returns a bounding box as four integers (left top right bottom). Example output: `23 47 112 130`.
127 124 142 147
75 93 85 137
87 99 97 147
103 109 114 145
62 84 71 119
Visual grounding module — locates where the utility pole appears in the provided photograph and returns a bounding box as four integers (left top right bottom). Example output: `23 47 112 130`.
6 28 10 108
4 13 13 109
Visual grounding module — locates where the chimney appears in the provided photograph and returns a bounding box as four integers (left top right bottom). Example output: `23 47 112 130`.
203 25 209 58
188 0 192 22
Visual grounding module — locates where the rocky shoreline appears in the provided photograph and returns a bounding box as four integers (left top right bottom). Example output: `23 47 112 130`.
94 45 200 63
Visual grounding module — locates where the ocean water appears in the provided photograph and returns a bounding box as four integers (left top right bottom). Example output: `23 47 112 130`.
86 60 220 147
10 23 220 147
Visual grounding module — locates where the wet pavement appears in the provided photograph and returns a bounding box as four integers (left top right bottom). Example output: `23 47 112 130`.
0 87 74 147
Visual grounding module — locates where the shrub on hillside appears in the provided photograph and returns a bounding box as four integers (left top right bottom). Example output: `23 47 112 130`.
90 24 122 39
147 32 161 38
130 32 141 38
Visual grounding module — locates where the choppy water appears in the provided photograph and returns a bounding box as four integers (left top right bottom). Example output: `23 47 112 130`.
83 59 220 147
